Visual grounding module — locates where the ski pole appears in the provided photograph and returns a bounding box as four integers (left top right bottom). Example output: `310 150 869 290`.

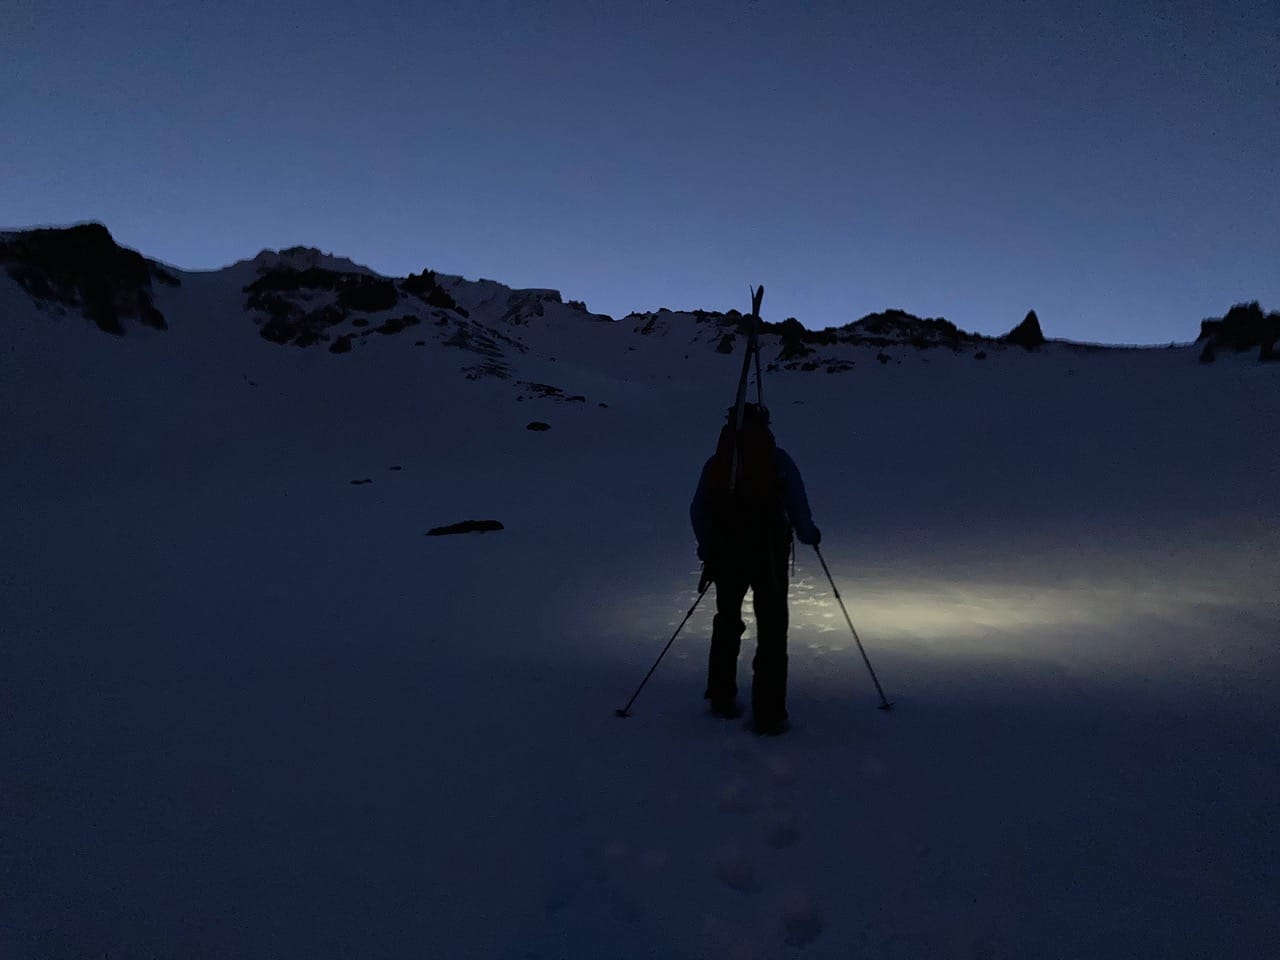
615 581 710 718
813 545 893 710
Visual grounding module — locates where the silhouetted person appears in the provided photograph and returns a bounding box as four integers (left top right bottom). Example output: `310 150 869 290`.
690 404 820 735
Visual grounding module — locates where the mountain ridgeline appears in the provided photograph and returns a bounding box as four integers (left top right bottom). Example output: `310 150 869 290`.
0 222 179 335
3 223 1277 373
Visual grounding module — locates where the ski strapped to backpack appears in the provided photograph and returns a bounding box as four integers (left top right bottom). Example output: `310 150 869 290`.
729 285 766 493
703 288 790 556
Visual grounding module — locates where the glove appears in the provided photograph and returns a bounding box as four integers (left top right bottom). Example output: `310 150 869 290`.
799 525 821 547
698 563 714 593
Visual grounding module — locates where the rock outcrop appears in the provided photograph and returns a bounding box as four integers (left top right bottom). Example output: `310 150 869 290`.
1001 310 1046 349
0 222 174 334
426 520 504 536
1197 301 1279 363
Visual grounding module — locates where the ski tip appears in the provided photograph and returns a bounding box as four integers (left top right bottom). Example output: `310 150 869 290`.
614 708 631 718
877 701 894 712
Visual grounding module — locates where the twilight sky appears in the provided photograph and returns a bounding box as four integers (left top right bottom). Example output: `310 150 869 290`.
3 0 1277 343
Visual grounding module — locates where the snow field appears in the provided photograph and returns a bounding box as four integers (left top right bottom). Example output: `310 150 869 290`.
3 268 1279 958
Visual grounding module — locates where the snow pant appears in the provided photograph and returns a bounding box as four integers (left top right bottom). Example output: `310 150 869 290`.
704 547 790 727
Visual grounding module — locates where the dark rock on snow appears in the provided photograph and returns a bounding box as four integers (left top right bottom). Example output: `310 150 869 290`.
526 421 551 431
1002 310 1046 348
0 222 171 334
402 269 467 316
374 314 420 336
246 263 422 347
846 310 972 349
502 289 561 325
516 381 585 403
426 520 505 536
336 277 398 312
1197 301 1280 363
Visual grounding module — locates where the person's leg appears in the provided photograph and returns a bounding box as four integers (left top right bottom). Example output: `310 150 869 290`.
706 575 749 714
750 553 791 733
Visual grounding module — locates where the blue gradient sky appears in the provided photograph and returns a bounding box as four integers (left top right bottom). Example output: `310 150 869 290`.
3 0 1277 342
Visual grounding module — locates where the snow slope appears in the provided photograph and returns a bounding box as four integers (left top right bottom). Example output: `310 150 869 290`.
2 247 1279 959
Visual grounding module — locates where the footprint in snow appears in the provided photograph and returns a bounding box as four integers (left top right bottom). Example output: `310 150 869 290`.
765 808 799 848
597 840 645 922
541 839 594 916
721 747 802 847
546 836 649 922
712 843 755 893
781 892 824 947
717 778 756 815
543 885 579 916
607 887 643 923
760 751 800 847
639 849 669 871
764 752 797 784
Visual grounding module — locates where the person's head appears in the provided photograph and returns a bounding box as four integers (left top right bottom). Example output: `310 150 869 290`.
725 402 770 426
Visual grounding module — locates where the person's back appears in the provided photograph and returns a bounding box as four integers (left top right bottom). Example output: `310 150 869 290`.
690 404 819 734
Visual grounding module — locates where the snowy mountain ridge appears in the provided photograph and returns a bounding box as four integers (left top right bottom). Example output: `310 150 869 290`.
5 223 1277 384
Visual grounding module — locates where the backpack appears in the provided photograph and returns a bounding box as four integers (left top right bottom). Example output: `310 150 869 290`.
703 407 790 556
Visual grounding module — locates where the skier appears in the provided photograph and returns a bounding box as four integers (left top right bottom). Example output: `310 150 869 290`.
690 403 820 735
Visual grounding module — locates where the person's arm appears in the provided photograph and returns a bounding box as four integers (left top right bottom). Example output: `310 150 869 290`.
776 448 820 545
690 458 714 558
